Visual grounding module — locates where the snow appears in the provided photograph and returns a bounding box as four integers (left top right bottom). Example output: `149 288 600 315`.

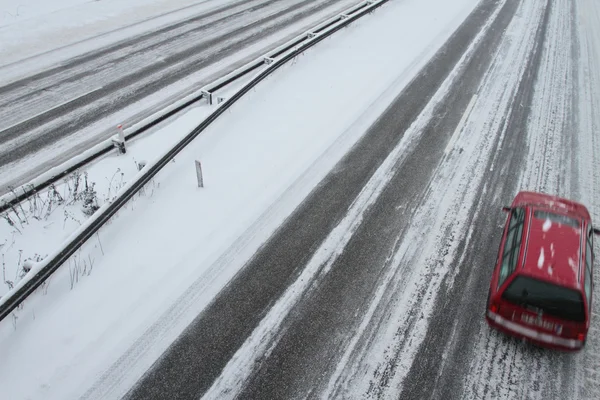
3 0 597 397
0 0 361 191
543 218 552 231
538 247 545 268
569 257 578 273
0 0 366 302
0 0 235 73
0 0 481 399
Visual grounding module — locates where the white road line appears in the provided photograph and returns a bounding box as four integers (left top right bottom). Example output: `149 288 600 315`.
443 94 478 155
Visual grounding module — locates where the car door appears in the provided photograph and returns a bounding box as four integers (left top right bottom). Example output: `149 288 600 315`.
585 226 594 326
488 207 526 305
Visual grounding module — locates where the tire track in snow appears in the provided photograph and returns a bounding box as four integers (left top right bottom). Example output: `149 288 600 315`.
0 0 283 134
515 1 583 397
316 0 522 397
0 0 272 106
519 0 576 198
0 0 346 154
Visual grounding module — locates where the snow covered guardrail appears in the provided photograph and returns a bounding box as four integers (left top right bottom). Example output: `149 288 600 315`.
0 0 390 323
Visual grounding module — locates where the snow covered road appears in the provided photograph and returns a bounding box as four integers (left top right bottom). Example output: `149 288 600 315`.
128 0 600 398
2 0 600 398
0 0 358 192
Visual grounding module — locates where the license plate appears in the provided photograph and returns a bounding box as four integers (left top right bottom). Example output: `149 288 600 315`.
520 312 557 332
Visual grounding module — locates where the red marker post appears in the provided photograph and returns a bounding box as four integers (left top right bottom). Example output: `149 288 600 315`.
112 124 127 154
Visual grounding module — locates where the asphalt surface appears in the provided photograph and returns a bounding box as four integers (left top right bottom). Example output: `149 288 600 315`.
0 0 357 190
124 0 524 398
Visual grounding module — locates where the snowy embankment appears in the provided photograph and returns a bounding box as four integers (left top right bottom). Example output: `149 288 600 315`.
0 0 360 302
0 0 359 295
0 0 480 399
0 106 212 298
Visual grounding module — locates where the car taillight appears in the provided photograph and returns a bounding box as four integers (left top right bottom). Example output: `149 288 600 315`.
577 333 586 342
490 303 498 313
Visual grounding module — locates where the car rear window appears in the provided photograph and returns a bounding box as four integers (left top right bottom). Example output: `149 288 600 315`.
502 276 586 322
533 210 579 228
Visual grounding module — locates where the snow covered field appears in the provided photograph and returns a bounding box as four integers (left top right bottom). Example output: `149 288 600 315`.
0 0 481 398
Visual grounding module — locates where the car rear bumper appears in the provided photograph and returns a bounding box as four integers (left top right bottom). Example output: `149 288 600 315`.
486 310 583 350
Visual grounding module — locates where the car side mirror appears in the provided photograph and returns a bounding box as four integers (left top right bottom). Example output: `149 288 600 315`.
593 227 600 236
502 206 511 212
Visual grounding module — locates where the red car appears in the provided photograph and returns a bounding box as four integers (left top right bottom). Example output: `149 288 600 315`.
486 191 599 351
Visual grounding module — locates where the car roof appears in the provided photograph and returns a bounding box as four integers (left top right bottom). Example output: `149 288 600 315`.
520 204 584 290
512 191 591 221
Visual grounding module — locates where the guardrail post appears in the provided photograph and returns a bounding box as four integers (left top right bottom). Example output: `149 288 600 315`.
202 90 213 105
195 160 204 188
111 124 127 154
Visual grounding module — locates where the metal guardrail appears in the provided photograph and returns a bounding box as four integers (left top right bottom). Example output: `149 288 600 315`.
0 0 390 323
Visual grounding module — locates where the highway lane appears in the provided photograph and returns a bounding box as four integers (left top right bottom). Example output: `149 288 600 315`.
399 0 558 397
0 0 358 191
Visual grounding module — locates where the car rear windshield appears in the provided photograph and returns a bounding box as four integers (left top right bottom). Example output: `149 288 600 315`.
533 210 579 228
502 276 586 323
